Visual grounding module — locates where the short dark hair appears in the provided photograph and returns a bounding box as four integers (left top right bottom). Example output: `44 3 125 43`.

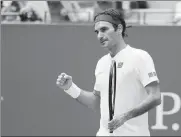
94 8 128 37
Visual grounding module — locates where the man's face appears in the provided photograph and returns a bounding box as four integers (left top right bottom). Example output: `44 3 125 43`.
94 21 120 49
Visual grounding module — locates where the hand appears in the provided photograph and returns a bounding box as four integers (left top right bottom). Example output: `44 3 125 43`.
108 114 127 132
56 73 73 90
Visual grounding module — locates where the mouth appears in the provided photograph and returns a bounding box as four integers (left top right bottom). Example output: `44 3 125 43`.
100 40 108 45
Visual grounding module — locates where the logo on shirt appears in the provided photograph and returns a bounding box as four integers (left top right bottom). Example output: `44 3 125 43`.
117 62 123 68
148 72 157 78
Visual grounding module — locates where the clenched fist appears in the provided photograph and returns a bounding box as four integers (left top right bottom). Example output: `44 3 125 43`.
56 73 73 90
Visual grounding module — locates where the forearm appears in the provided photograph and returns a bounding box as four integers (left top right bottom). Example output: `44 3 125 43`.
76 90 100 112
125 93 161 121
57 73 100 112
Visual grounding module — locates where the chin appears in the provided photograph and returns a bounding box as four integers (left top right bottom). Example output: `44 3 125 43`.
101 43 110 48
105 44 113 50
101 44 107 48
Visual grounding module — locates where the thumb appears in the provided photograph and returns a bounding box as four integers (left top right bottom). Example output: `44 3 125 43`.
64 75 72 80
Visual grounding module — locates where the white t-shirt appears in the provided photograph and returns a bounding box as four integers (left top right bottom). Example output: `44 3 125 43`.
174 2 181 24
94 45 159 136
26 1 51 22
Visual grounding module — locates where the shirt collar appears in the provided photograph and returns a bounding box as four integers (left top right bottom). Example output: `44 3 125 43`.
108 45 131 60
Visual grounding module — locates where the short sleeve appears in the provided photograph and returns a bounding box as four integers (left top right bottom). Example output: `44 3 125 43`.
94 61 101 91
136 51 159 87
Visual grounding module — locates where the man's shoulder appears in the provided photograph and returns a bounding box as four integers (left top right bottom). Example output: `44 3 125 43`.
95 54 109 72
130 47 151 59
97 54 109 64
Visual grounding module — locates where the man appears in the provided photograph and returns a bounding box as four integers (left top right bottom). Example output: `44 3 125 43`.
173 1 181 25
19 1 51 23
1 1 21 22
56 8 161 136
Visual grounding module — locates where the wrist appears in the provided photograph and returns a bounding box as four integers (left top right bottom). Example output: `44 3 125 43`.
121 112 131 123
64 83 81 98
124 111 132 121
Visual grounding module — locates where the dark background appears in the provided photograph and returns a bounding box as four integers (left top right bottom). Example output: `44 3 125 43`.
1 25 181 136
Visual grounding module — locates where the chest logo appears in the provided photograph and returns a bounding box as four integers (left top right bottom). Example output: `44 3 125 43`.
117 62 123 68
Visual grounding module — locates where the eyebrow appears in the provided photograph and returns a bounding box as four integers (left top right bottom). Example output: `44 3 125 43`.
94 30 98 34
94 26 108 33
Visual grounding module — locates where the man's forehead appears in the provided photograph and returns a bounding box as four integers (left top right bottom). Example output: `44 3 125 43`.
94 21 112 30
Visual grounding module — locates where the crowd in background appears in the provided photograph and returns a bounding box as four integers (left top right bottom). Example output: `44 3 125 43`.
1 1 51 23
1 1 181 25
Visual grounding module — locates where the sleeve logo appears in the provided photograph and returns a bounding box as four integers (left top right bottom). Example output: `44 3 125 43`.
148 72 157 78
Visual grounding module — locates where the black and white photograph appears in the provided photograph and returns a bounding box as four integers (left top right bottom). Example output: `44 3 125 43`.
1 0 181 136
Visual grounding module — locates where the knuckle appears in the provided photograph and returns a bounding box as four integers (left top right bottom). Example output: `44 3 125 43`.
62 78 66 81
62 72 66 75
60 80 64 83
57 78 61 81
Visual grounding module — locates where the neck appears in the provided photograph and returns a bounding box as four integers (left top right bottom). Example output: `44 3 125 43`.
109 40 127 58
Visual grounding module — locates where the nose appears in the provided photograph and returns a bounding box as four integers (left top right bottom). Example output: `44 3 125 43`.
97 32 104 40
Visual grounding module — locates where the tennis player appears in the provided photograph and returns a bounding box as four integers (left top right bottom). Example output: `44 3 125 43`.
56 8 161 136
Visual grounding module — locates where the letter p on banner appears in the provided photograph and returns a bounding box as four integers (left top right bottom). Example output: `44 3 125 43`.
152 92 181 130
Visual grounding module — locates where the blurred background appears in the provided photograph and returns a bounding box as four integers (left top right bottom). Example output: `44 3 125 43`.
1 1 181 25
1 1 181 136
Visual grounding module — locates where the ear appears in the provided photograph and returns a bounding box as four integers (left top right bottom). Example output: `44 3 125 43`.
117 24 123 35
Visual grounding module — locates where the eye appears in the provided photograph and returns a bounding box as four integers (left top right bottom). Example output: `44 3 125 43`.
95 30 98 34
100 27 108 32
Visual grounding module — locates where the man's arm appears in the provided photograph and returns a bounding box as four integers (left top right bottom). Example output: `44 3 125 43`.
76 90 100 113
108 81 161 132
56 72 100 113
125 81 161 121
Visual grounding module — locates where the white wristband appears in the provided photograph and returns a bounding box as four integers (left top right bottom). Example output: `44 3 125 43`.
64 83 81 98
